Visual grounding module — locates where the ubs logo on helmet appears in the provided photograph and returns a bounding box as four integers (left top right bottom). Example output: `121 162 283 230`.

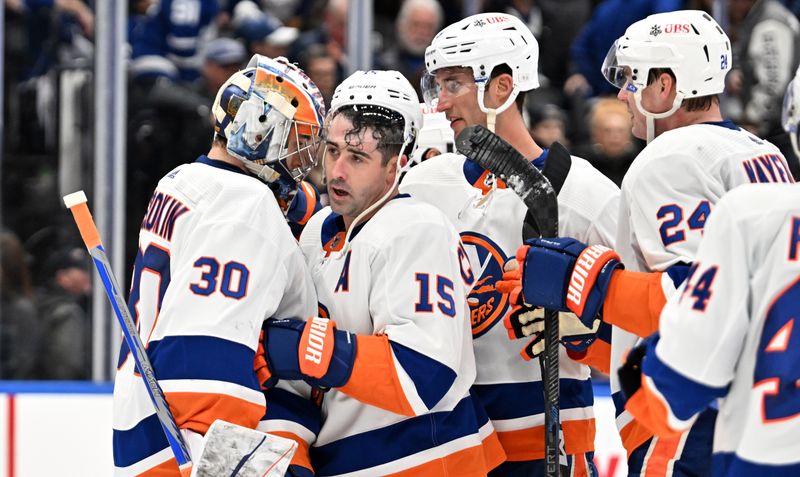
460 231 509 338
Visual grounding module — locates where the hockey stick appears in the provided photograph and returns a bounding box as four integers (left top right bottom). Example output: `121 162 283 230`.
64 190 299 477
63 190 194 477
455 125 566 477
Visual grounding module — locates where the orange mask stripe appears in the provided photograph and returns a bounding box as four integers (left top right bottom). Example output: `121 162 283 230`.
339 335 416 416
604 270 667 337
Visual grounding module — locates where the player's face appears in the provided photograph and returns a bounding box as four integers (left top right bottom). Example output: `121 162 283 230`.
324 115 398 226
617 78 665 140
432 67 487 137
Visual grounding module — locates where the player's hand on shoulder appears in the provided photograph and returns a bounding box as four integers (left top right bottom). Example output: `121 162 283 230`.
260 317 357 389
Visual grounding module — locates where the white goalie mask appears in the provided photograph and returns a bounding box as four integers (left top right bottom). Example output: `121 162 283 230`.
212 55 326 187
601 10 731 142
421 12 539 118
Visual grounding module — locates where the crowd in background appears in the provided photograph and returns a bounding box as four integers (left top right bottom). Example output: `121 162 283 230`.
2 0 800 381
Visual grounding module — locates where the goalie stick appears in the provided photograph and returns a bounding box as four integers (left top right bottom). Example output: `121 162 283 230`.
63 191 297 477
455 125 567 477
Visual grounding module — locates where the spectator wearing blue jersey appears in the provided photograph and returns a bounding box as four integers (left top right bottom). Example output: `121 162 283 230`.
129 0 220 84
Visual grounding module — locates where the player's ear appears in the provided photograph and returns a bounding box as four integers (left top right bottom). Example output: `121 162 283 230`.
492 73 514 104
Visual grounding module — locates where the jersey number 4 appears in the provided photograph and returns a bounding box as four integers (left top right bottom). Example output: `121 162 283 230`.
657 200 711 247
754 278 800 423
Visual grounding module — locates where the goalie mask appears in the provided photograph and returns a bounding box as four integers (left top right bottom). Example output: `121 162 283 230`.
213 55 326 196
601 10 731 142
421 12 539 117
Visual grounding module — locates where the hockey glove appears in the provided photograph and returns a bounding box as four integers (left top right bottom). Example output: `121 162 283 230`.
516 237 622 333
497 251 601 360
262 317 357 389
618 341 648 400
254 329 277 389
285 181 322 238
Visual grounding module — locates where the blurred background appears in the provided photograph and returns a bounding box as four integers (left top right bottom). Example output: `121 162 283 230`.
2 0 800 383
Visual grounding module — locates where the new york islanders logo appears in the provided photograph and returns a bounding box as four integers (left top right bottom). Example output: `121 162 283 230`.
460 231 510 338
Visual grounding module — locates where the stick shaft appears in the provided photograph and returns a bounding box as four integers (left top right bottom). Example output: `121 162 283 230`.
64 192 193 475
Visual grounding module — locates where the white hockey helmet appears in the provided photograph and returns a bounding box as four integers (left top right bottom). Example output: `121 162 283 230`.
411 103 454 162
329 70 422 161
421 12 539 115
782 65 800 161
601 10 731 141
212 55 326 185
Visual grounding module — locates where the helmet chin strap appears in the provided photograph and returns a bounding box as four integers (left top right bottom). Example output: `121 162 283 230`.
477 83 520 134
634 90 684 143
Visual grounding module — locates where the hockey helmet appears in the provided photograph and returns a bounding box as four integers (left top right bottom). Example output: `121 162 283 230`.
420 12 539 115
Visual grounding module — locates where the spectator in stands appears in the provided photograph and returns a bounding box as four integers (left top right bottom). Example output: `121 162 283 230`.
724 0 800 145
129 0 220 84
0 230 39 380
199 37 247 100
573 98 642 186
288 0 347 75
527 103 569 148
35 247 91 380
375 0 443 95
231 1 299 59
298 42 339 107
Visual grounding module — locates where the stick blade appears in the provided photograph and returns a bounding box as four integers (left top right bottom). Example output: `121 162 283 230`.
193 420 297 477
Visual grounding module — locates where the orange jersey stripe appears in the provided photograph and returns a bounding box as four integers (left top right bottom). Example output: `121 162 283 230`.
643 433 684 477
138 456 181 476
619 417 658 459
166 392 264 435
383 444 492 477
604 270 667 338
481 429 507 472
267 430 313 472
339 335 416 417
625 382 684 440
568 339 611 374
497 418 595 461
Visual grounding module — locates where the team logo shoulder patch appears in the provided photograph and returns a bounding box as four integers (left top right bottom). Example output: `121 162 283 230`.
460 231 510 337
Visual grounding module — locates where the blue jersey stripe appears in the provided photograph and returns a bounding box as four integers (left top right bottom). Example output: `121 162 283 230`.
262 387 322 435
311 395 479 475
642 338 728 421
148 335 260 391
713 452 800 476
113 413 169 468
472 378 594 421
390 341 457 410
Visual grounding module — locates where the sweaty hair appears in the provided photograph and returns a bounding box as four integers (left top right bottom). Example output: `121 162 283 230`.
647 68 717 112
329 105 415 165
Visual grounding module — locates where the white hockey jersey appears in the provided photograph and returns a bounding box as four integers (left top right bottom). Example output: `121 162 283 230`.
287 195 501 477
630 183 800 476
112 156 317 476
400 151 620 462
611 121 795 467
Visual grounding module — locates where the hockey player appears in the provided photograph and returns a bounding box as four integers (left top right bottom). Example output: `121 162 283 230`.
499 10 796 477
112 55 325 476
400 12 621 476
256 70 504 476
